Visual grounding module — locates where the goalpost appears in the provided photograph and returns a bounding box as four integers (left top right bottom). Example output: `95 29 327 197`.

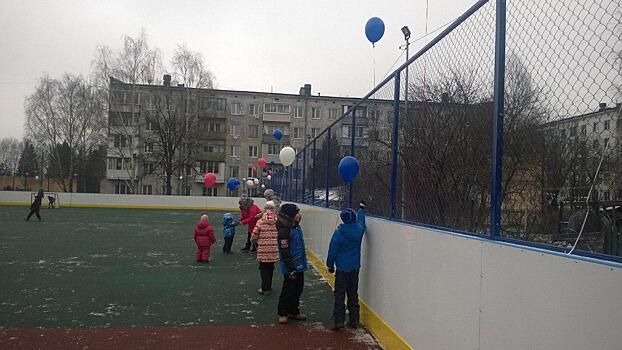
31 192 60 209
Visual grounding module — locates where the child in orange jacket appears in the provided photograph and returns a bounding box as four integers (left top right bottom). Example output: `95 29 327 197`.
194 214 216 262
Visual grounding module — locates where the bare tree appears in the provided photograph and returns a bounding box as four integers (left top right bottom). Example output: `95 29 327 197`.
24 74 106 192
144 89 199 195
171 43 215 89
0 137 23 177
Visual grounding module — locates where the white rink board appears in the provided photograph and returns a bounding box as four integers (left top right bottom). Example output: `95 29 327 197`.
297 204 622 350
0 191 263 210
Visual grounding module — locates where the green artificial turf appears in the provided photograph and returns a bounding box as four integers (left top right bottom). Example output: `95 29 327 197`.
0 206 335 328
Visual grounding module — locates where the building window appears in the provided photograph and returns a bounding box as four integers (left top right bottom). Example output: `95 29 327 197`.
248 167 256 177
369 110 380 121
341 126 365 138
230 145 240 157
329 108 339 120
231 102 242 115
145 119 154 131
203 187 218 196
248 146 258 158
206 122 222 132
113 135 132 148
249 125 259 138
604 120 610 130
603 138 609 147
560 129 566 138
115 183 128 194
204 141 225 153
593 139 599 149
229 166 239 178
294 106 303 118
249 103 257 116
144 142 153 153
142 184 153 195
143 162 154 174
311 107 321 119
206 161 220 173
264 103 291 114
264 125 288 135
310 128 319 139
593 122 598 132
293 127 303 139
570 126 577 137
603 191 610 201
580 125 586 137
230 124 240 136
268 144 281 155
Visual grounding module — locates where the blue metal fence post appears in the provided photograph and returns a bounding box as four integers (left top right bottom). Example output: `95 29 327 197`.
490 0 506 238
295 155 300 202
349 107 356 208
302 148 306 203
312 139 316 205
326 127 331 208
390 72 402 218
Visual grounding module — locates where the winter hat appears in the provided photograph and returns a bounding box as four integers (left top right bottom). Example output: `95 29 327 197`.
200 214 209 222
265 201 275 209
340 208 357 224
280 203 299 218
264 189 275 198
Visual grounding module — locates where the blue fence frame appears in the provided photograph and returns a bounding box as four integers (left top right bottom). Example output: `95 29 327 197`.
276 0 621 264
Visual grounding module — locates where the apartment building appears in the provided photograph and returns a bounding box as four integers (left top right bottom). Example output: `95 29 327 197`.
544 103 622 202
103 76 393 196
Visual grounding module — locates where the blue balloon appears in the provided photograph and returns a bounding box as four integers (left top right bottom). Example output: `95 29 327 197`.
338 156 360 183
270 160 276 165
273 129 283 140
227 178 240 191
365 17 385 44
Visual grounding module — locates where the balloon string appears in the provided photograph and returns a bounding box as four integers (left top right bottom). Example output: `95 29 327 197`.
373 46 376 88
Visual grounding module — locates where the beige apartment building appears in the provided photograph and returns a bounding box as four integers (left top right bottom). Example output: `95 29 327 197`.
103 76 393 196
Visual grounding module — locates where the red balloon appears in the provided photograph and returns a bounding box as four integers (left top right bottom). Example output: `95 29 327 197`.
204 173 217 187
258 158 267 168
252 167 257 173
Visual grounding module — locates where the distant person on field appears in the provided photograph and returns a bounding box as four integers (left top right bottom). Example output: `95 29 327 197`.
47 195 56 209
25 189 44 222
239 195 262 253
276 203 307 324
193 214 216 263
251 201 279 294
222 212 240 254
326 200 367 330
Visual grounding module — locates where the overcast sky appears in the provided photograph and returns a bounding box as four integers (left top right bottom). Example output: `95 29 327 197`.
0 0 479 139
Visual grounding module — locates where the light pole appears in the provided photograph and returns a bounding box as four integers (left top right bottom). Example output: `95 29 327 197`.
179 175 183 195
400 26 411 115
399 25 411 220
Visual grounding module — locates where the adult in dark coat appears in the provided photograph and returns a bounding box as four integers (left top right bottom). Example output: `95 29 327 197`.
25 189 44 221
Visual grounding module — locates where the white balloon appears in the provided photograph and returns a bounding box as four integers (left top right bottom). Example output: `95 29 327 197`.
253 178 260 185
242 177 247 181
246 179 254 187
279 146 296 166
261 184 266 188
267 175 272 180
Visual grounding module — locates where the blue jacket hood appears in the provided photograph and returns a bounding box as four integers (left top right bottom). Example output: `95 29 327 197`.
326 209 366 272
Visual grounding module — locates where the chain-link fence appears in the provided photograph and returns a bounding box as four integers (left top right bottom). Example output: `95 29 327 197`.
281 0 621 261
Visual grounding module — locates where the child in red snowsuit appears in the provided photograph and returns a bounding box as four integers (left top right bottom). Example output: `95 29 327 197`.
194 214 216 262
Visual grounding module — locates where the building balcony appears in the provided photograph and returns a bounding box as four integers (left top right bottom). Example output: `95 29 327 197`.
196 153 226 162
109 104 141 114
197 131 227 141
262 134 290 144
193 172 225 184
106 169 133 180
263 113 291 123
198 110 228 119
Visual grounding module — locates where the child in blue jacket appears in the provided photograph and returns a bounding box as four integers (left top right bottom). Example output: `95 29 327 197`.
222 213 240 254
276 203 308 324
326 200 366 330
